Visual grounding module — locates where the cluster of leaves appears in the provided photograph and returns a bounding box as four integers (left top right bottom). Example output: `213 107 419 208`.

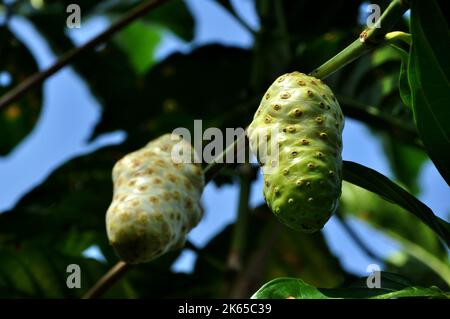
0 0 449 298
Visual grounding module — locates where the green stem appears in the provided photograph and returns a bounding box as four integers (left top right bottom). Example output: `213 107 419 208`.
310 0 409 79
227 164 253 271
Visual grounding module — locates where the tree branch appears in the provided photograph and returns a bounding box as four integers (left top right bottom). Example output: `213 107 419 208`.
82 261 131 299
0 0 169 111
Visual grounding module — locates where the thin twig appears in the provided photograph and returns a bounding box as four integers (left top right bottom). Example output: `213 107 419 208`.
0 0 169 111
82 261 131 299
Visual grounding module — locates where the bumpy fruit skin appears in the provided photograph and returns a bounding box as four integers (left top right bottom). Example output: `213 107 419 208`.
247 71 344 233
106 134 204 264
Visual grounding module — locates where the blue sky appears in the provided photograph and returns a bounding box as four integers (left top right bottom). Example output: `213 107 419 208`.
0 0 448 277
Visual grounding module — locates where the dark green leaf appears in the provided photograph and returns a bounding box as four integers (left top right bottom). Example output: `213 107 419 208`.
409 0 450 185
251 277 327 299
252 275 449 299
343 161 450 247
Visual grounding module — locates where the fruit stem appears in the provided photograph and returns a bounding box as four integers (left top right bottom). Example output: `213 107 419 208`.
310 0 409 79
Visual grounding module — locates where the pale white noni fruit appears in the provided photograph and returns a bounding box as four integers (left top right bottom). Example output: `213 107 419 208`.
106 134 204 264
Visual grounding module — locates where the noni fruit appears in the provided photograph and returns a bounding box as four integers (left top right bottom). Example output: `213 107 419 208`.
247 71 344 233
106 134 204 264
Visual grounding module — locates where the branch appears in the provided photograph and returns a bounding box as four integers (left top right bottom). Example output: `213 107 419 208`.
82 261 131 299
0 0 169 111
310 0 409 79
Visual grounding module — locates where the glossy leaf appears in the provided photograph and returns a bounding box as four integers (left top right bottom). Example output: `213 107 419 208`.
409 0 450 185
252 275 449 299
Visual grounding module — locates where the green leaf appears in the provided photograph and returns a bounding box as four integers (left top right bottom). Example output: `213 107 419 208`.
409 0 450 185
251 278 327 299
0 27 43 155
252 275 449 299
114 21 162 74
390 44 412 108
342 161 450 247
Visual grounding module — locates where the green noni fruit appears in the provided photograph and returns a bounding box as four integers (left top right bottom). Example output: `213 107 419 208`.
247 71 344 233
106 134 204 264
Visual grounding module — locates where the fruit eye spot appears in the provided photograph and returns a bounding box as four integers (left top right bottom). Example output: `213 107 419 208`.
287 126 296 133
292 109 302 117
315 117 323 124
265 93 271 100
283 168 289 175
319 132 328 139
272 104 281 110
280 92 291 99
298 80 306 86
307 163 315 169
307 90 314 97
301 139 309 145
